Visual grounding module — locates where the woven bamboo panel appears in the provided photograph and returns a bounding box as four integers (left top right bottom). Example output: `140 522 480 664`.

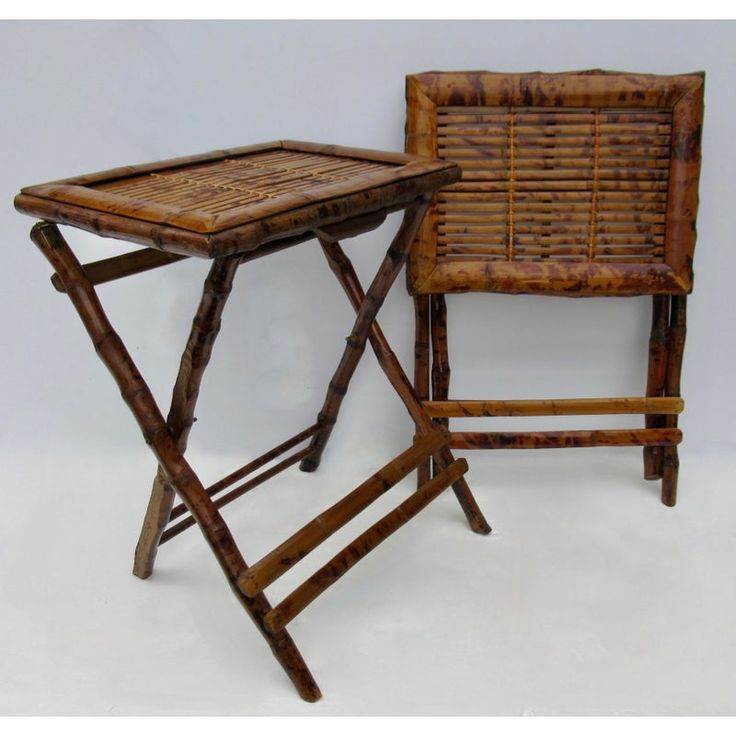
436 106 671 264
16 141 460 257
95 150 395 216
405 71 704 295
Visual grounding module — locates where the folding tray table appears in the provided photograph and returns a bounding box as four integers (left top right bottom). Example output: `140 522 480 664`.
15 140 490 701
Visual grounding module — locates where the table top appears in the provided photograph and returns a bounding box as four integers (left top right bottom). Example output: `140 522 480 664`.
15 141 459 259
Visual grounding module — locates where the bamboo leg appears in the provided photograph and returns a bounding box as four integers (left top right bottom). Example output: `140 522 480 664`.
414 295 431 488
643 295 670 480
661 295 687 507
430 294 450 476
316 237 490 535
133 256 240 579
31 222 321 702
299 199 429 473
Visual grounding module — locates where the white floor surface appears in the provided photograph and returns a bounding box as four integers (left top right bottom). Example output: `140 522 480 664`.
1 442 734 715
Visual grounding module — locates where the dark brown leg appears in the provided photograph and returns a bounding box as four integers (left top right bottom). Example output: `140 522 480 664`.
661 295 687 507
133 256 240 579
431 293 451 476
299 199 429 473
316 237 490 535
414 294 431 488
31 222 321 702
643 295 670 480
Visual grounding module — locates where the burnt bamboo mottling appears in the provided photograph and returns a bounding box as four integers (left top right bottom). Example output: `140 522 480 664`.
134 255 240 578
661 294 687 506
16 141 457 258
317 236 490 534
406 70 704 505
449 428 682 450
431 294 450 435
167 423 320 522
51 248 187 292
643 295 670 479
299 200 430 472
159 447 312 544
239 429 448 597
30 222 321 702
18 141 482 701
413 294 431 487
263 458 468 634
426 396 684 417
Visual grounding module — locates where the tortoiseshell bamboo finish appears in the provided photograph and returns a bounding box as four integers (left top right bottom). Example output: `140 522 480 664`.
406 72 704 505
406 70 704 296
17 141 488 701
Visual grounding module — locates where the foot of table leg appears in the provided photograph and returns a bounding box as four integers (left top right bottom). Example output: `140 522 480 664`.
133 469 176 579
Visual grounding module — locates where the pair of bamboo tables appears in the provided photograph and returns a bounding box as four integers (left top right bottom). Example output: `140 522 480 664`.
15 140 491 702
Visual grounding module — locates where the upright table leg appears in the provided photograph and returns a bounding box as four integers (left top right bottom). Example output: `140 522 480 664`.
31 222 322 702
431 293 451 476
413 295 431 488
315 237 490 535
662 295 687 507
643 295 669 482
134 256 240 578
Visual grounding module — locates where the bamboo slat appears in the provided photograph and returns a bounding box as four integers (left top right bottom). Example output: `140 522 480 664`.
159 447 312 544
436 101 671 267
15 141 460 259
424 396 684 417
449 428 682 449
166 423 321 523
51 248 187 292
405 70 704 296
238 429 448 597
263 459 468 634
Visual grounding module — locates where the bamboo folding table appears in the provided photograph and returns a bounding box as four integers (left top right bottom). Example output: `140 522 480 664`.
15 140 490 701
405 70 704 506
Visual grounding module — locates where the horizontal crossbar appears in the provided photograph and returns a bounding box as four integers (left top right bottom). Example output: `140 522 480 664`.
238 429 448 598
424 396 684 418
160 425 321 544
160 447 312 544
51 248 187 292
167 423 320 524
448 428 682 450
263 458 468 634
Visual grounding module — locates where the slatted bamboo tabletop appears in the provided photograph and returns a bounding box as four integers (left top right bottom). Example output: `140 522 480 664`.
16 140 457 257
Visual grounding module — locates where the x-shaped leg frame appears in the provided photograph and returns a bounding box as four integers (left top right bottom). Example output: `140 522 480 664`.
30 196 489 702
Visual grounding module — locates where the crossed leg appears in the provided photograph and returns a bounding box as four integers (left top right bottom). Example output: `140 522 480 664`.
304 203 490 535
643 294 686 506
31 222 321 702
30 201 490 701
134 256 241 578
